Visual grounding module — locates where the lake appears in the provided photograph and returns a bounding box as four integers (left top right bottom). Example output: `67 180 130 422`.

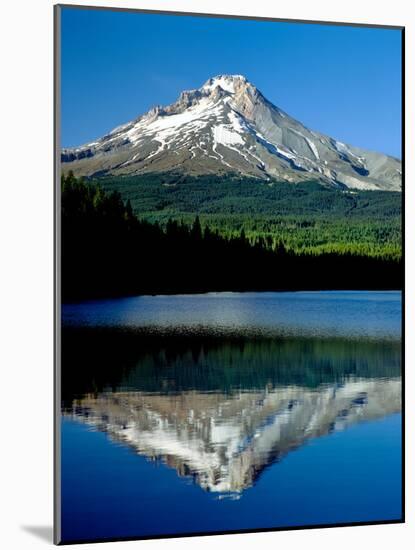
60 291 402 543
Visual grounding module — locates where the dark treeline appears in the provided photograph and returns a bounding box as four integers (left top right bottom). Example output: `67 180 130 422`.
61 173 402 301
62 327 401 407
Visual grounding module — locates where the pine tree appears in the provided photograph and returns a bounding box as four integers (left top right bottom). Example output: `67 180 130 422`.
191 215 202 241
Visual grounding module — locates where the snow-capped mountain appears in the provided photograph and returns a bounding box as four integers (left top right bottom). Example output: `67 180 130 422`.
62 74 401 191
66 377 401 494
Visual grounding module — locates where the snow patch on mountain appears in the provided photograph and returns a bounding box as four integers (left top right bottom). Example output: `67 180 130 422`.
212 125 244 147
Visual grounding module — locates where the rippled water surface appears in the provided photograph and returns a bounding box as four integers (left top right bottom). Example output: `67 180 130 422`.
61 292 402 542
62 291 401 339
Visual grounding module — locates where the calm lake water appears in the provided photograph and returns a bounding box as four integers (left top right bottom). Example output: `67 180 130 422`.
61 291 402 543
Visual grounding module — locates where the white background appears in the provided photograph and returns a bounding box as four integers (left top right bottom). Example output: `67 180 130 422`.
0 0 413 548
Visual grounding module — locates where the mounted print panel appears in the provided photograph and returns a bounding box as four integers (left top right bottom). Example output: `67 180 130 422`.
55 4 404 545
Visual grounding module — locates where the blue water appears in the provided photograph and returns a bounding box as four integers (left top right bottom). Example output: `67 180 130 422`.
60 291 402 542
62 291 401 339
61 414 402 541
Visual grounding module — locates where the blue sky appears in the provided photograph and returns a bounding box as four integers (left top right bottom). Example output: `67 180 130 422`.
61 7 402 158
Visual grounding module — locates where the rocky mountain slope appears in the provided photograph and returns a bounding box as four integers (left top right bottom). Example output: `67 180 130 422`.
62 74 401 191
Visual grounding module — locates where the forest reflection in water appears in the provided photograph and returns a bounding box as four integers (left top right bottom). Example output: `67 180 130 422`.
62 328 401 496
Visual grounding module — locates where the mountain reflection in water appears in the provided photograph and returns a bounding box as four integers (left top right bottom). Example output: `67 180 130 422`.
63 328 401 496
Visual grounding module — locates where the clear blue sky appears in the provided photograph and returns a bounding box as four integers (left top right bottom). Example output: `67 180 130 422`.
61 7 402 158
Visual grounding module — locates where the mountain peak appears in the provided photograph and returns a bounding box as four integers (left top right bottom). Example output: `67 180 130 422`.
202 74 249 94
61 75 401 192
